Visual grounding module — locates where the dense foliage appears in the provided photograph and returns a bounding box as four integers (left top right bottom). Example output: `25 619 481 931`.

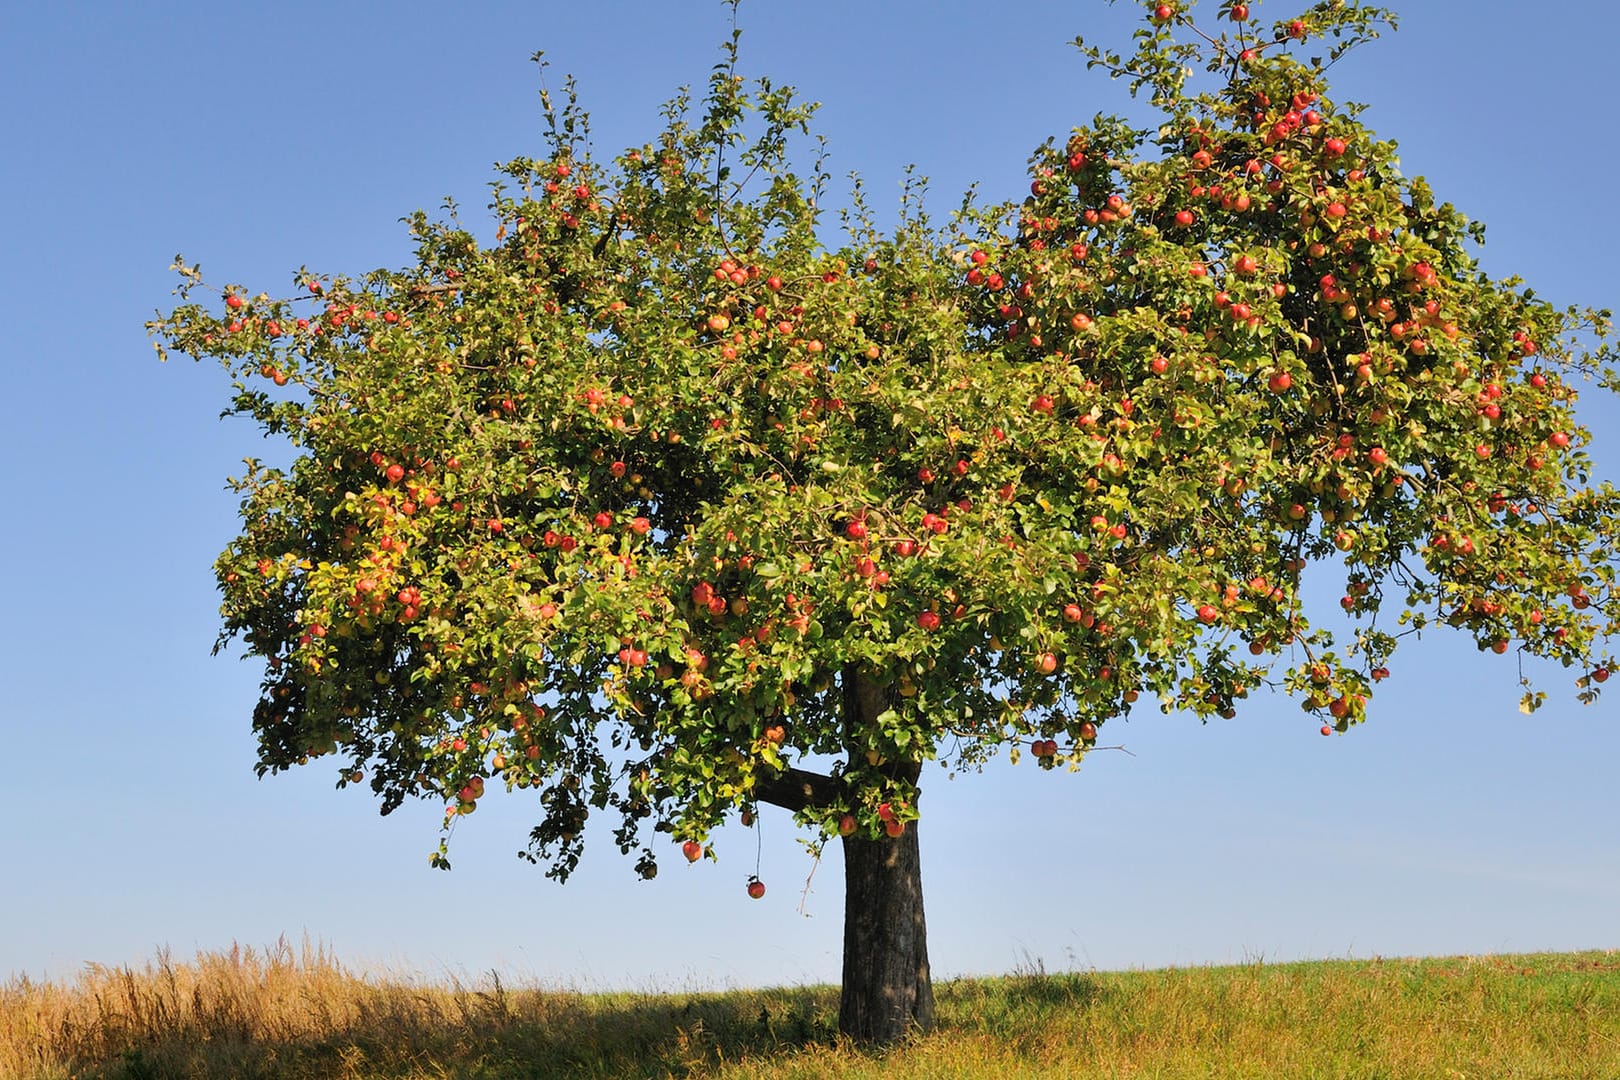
152 0 1616 892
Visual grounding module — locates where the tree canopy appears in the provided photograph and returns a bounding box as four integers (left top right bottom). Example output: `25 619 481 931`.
152 0 1615 996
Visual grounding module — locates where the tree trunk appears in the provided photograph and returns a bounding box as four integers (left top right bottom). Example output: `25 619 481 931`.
838 813 935 1043
751 666 936 1046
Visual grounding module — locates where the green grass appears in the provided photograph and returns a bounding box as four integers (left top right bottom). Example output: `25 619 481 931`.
5 941 1617 1078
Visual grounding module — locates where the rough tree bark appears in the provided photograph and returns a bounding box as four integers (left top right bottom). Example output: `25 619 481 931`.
838 816 935 1043
752 666 936 1046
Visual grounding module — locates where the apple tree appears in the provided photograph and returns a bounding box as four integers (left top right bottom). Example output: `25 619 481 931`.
150 0 1617 1046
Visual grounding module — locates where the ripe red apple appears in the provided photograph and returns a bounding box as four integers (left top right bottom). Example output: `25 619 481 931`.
1268 371 1292 393
747 878 766 899
1036 652 1058 674
1196 604 1219 624
682 840 702 862
884 819 906 838
917 610 941 632
838 814 857 836
846 519 868 540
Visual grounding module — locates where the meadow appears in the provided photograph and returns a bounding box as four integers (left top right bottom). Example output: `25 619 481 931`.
4 940 1616 1078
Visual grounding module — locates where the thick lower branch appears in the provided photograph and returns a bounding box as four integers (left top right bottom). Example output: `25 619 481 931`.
752 766 841 813
752 667 917 814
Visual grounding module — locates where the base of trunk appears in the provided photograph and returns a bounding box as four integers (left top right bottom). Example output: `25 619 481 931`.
839 819 934 1044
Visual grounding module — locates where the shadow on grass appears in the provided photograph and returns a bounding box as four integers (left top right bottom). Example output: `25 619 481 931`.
937 969 1110 1040
81 981 847 1080
83 976 1115 1080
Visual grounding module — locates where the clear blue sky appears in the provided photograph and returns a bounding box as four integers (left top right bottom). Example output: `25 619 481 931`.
2 1 1616 989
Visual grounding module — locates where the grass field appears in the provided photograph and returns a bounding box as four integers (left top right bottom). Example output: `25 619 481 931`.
4 940 1616 1079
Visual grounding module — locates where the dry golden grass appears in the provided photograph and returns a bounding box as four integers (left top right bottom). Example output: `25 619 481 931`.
4 941 1616 1079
